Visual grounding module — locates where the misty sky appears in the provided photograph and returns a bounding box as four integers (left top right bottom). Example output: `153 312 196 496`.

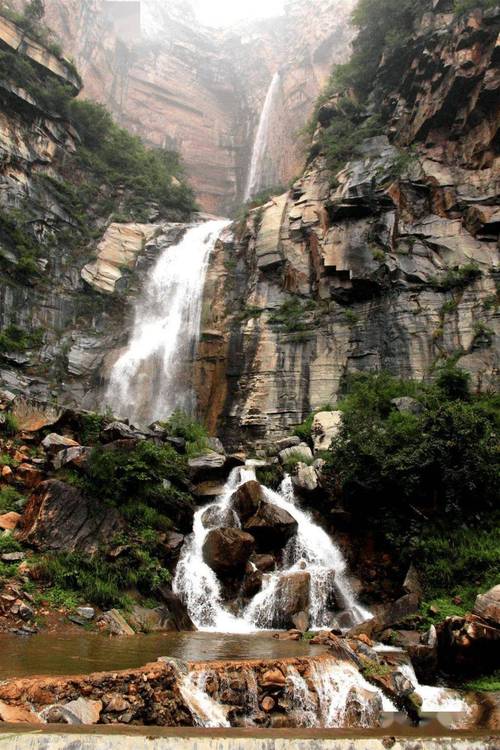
192 0 285 26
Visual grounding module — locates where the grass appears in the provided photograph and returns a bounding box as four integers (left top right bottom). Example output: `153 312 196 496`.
429 264 482 292
161 410 209 458
269 298 317 334
0 413 19 437
462 670 500 692
0 487 25 513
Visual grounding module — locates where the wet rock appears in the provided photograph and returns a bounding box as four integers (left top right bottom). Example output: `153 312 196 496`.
156 587 196 631
241 568 263 598
18 602 34 621
128 605 176 633
261 668 286 687
292 463 318 492
201 506 239 529
192 480 226 499
272 571 311 628
311 411 343 452
474 584 500 626
76 607 95 621
41 433 80 453
231 480 263 522
161 531 185 561
243 502 298 551
100 609 135 636
292 610 309 632
261 696 275 712
102 422 141 442
252 554 276 572
278 443 314 465
345 686 382 727
202 527 255 577
0 512 21 531
16 480 123 555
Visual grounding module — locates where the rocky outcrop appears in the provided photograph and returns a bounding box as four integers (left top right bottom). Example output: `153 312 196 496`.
202 527 255 577
196 4 499 448
16 480 124 554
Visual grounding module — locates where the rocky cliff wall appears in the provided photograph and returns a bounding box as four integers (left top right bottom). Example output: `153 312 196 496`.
15 0 355 213
196 4 500 449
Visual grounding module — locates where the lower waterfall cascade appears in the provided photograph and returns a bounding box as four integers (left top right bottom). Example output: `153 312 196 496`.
173 465 371 633
105 219 230 425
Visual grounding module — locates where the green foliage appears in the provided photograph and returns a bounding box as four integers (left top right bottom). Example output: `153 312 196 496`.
472 321 494 348
0 487 25 513
85 440 190 516
69 100 196 220
294 404 334 442
323 371 499 572
0 208 40 281
429 264 482 291
463 670 500 692
162 410 209 458
255 465 283 490
343 309 360 326
454 0 497 14
0 535 22 554
79 413 106 446
270 297 316 333
0 325 42 354
282 453 315 473
0 412 19 437
238 305 265 322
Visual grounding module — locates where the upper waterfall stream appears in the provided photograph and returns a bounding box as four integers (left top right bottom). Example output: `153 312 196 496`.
244 72 281 201
173 465 371 633
106 219 229 425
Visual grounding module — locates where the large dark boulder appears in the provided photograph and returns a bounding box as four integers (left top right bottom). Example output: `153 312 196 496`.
157 586 195 631
243 501 298 551
202 527 255 577
16 480 123 555
231 480 263 523
272 571 311 628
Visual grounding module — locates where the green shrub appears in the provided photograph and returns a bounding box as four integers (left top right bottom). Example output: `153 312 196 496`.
162 410 209 458
463 670 500 692
0 535 22 554
429 264 482 291
270 297 316 333
1 412 19 437
0 487 25 513
0 325 43 354
79 413 106 446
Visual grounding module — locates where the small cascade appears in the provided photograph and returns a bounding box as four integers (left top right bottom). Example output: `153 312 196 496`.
173 465 370 632
399 663 470 720
244 72 281 201
179 671 230 728
106 219 229 425
180 657 392 729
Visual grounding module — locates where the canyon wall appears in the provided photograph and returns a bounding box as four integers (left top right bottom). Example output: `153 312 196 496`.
11 0 355 213
196 4 500 447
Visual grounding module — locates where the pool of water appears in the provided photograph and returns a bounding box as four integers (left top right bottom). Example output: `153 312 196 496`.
0 631 327 679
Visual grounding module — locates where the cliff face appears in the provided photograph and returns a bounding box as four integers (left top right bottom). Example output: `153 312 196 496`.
196 4 500 448
23 0 354 214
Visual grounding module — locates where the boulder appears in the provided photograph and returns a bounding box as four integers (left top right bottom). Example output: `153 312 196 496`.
201 506 239 529
76 607 95 621
128 605 177 633
273 436 301 453
437 614 500 675
102 422 142 442
292 463 318 492
161 531 185 560
192 480 226 499
41 433 79 453
202 527 255 577
231 480 263 522
15 463 44 488
156 587 196 631
1 552 25 562
0 512 21 530
403 564 423 601
243 501 298 551
100 609 135 636
292 610 309 632
272 571 311 628
53 446 92 471
261 668 287 687
207 437 226 455
311 411 343 452
474 585 500 626
241 568 263 598
188 451 226 481
279 444 314 465
252 553 276 572
391 397 423 415
16 480 123 555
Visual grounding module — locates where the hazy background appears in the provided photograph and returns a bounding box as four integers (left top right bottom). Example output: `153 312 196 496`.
191 0 285 26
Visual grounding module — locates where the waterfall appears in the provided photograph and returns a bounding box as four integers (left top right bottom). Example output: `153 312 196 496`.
244 72 281 201
173 465 371 633
179 671 230 728
106 219 229 426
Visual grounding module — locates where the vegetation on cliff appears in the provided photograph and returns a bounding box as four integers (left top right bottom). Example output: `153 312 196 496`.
320 369 499 609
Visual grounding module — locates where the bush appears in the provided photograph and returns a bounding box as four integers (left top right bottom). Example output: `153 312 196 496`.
0 487 25 513
270 297 316 333
429 264 482 291
162 410 209 457
0 412 19 437
0 325 42 354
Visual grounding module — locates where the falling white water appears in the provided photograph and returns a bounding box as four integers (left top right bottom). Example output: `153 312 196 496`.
179 671 230 728
106 219 230 426
244 72 281 201
399 663 471 719
173 465 371 632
